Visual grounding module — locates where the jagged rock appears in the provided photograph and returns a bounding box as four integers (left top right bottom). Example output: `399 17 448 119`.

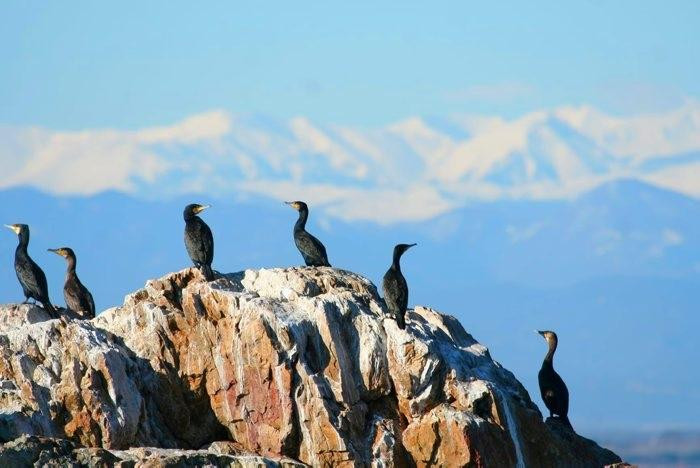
0 435 304 467
0 267 624 467
0 304 53 333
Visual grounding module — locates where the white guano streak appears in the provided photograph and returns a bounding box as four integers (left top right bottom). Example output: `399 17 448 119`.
494 387 526 468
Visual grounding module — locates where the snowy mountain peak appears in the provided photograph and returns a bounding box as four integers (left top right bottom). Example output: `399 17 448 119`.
2 102 700 222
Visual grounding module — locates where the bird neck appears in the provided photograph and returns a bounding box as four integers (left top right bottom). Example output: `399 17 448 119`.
16 232 29 250
392 251 403 271
543 342 557 366
184 212 198 222
295 208 308 231
65 255 77 273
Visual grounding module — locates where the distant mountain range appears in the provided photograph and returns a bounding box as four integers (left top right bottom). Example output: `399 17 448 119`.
1 179 698 433
2 102 700 223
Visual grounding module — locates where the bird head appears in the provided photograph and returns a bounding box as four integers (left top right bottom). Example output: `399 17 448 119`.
48 247 75 259
394 243 417 257
184 203 210 218
536 330 558 347
4 224 27 236
285 201 308 212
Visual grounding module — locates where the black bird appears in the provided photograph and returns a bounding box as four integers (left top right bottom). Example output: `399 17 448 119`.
537 330 573 430
5 224 57 317
285 201 331 267
382 243 416 329
183 203 215 281
48 247 95 319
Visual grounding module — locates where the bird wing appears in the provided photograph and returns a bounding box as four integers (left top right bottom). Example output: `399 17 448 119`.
185 219 214 265
83 284 96 318
382 273 396 311
200 221 214 263
538 369 557 413
541 387 557 413
66 278 95 318
382 270 408 313
64 279 83 311
18 256 50 300
396 275 408 312
553 371 570 413
539 368 569 416
295 231 330 266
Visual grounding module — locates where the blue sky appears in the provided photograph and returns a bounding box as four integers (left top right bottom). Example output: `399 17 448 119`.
2 1 699 129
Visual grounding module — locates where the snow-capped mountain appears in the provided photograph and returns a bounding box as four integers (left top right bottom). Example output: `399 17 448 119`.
2 101 700 223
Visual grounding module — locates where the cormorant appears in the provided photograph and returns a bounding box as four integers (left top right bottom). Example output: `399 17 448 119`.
183 203 215 281
537 330 573 430
5 224 57 317
382 243 416 329
48 247 95 319
285 201 331 267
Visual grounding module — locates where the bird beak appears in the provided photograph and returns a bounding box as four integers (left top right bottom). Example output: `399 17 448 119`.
408 243 417 248
4 224 19 234
285 201 297 210
47 248 60 256
195 205 210 214
536 330 545 337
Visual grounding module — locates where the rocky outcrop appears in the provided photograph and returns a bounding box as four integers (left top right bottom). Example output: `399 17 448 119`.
0 435 304 467
0 267 623 467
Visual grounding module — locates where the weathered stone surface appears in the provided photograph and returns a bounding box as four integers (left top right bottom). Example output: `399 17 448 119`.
0 309 143 448
0 435 304 467
0 267 624 467
0 304 52 333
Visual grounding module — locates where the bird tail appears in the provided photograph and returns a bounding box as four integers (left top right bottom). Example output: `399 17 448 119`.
43 301 58 318
201 264 215 281
396 311 406 329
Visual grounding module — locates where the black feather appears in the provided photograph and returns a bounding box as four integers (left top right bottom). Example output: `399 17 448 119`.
382 243 415 329
9 225 57 317
288 202 331 267
184 204 215 281
538 331 573 432
52 248 95 318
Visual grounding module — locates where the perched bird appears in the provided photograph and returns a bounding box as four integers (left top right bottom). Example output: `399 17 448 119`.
537 330 573 430
183 203 215 281
5 224 57 317
48 247 95 319
285 201 331 267
382 243 416 329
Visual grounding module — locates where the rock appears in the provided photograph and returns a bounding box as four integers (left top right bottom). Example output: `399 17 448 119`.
0 304 53 333
0 267 625 466
0 308 144 448
0 435 304 467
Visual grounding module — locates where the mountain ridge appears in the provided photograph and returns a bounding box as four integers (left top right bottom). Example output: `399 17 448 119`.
3 102 700 222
